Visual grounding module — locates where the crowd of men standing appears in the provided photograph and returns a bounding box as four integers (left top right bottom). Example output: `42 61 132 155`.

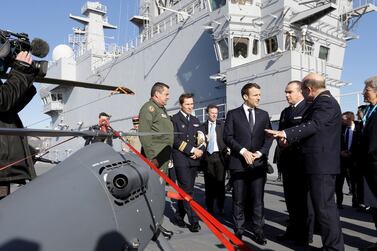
129 72 377 251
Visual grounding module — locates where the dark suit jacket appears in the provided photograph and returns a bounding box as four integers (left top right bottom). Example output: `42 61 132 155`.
361 109 377 163
284 90 341 175
277 100 309 170
200 120 227 160
171 112 204 167
340 124 359 153
361 106 377 207
340 123 358 166
223 106 273 172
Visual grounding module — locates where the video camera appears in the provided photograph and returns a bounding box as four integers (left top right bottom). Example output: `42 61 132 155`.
0 29 49 77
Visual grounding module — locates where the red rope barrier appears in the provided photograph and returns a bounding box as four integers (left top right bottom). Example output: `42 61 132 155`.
119 136 251 251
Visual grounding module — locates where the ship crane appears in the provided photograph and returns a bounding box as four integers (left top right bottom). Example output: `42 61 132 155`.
155 2 191 22
341 1 377 39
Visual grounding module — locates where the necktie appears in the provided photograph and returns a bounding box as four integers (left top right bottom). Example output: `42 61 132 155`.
248 108 254 132
345 127 351 151
287 105 294 119
207 122 215 154
186 114 190 122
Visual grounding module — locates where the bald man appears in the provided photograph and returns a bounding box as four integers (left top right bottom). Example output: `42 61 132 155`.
266 73 344 251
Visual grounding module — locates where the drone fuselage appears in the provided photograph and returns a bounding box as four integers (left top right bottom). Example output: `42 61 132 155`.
0 143 165 251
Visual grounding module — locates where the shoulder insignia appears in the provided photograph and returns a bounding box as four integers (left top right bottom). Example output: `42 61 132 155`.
148 106 155 113
178 141 187 152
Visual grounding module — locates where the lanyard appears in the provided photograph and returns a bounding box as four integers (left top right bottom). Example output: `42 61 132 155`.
362 104 377 125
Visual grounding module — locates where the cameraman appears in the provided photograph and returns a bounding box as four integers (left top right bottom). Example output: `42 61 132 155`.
84 112 114 146
0 51 37 199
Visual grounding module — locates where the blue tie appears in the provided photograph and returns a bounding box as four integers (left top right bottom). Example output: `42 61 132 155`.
207 122 216 154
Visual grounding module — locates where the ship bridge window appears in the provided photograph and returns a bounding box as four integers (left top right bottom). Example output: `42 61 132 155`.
208 0 226 11
285 33 297 51
42 97 48 105
252 39 259 55
265 36 278 54
217 38 229 60
319 45 330 61
233 37 249 58
51 93 63 102
302 40 314 55
231 0 253 5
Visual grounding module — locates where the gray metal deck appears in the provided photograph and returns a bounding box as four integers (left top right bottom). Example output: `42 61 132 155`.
146 172 376 251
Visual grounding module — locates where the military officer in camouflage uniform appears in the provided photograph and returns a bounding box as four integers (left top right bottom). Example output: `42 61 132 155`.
139 82 174 175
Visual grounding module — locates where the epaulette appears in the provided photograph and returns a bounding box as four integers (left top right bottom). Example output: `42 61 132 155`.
178 141 187 152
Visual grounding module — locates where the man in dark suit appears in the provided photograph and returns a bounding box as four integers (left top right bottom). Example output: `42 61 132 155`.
266 73 344 251
171 93 204 232
200 104 227 215
276 80 312 244
336 111 357 209
353 106 367 209
223 83 273 245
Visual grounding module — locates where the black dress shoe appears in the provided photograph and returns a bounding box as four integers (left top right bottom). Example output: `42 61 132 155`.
253 232 267 246
188 222 201 232
175 217 186 228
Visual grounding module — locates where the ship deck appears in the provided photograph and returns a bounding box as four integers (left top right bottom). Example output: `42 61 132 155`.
146 174 376 251
33 162 375 251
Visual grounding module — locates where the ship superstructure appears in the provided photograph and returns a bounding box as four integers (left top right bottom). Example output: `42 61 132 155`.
41 0 376 161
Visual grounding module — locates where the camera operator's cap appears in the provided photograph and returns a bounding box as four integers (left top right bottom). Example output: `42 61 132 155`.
98 112 111 118
132 115 139 125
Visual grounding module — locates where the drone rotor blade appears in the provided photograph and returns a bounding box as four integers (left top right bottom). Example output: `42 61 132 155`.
0 128 177 138
0 73 134 94
35 77 135 94
118 131 175 137
0 128 108 137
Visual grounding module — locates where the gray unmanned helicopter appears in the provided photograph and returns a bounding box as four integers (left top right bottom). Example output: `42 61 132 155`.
0 128 174 251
